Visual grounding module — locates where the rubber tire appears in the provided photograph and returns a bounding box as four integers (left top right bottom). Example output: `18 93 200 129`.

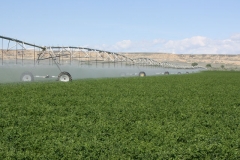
20 72 34 82
139 71 146 77
164 71 169 75
58 72 72 82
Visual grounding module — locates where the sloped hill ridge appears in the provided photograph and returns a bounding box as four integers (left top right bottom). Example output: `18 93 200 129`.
123 52 240 69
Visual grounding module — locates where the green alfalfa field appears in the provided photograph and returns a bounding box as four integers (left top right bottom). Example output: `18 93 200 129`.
0 71 240 159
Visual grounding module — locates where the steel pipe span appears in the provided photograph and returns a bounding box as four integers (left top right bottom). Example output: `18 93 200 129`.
0 35 205 69
0 35 207 83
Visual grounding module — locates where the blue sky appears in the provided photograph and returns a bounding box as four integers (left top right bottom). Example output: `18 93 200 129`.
1 0 240 54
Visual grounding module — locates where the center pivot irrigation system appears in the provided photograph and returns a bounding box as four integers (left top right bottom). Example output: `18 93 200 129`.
0 35 205 82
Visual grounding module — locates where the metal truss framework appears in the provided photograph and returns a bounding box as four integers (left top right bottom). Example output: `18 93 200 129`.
0 35 204 69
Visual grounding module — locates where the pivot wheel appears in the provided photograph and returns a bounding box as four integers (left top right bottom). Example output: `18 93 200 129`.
164 71 169 75
58 72 72 82
139 71 146 77
21 72 34 82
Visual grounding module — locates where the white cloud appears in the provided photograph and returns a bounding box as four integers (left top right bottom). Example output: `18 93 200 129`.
164 36 211 54
153 39 166 44
230 33 240 41
95 34 240 54
114 40 132 50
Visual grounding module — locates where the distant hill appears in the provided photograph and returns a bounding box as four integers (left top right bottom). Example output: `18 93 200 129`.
122 52 240 69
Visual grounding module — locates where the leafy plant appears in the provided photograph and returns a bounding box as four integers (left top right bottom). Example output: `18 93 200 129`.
191 62 198 67
206 64 212 68
0 71 239 159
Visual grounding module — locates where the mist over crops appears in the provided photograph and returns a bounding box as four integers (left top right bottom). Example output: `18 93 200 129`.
0 61 204 83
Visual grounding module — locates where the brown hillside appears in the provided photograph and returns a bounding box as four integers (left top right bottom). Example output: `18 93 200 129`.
123 52 240 69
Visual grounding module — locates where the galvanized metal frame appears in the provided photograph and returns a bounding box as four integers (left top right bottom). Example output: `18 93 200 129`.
0 35 205 69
